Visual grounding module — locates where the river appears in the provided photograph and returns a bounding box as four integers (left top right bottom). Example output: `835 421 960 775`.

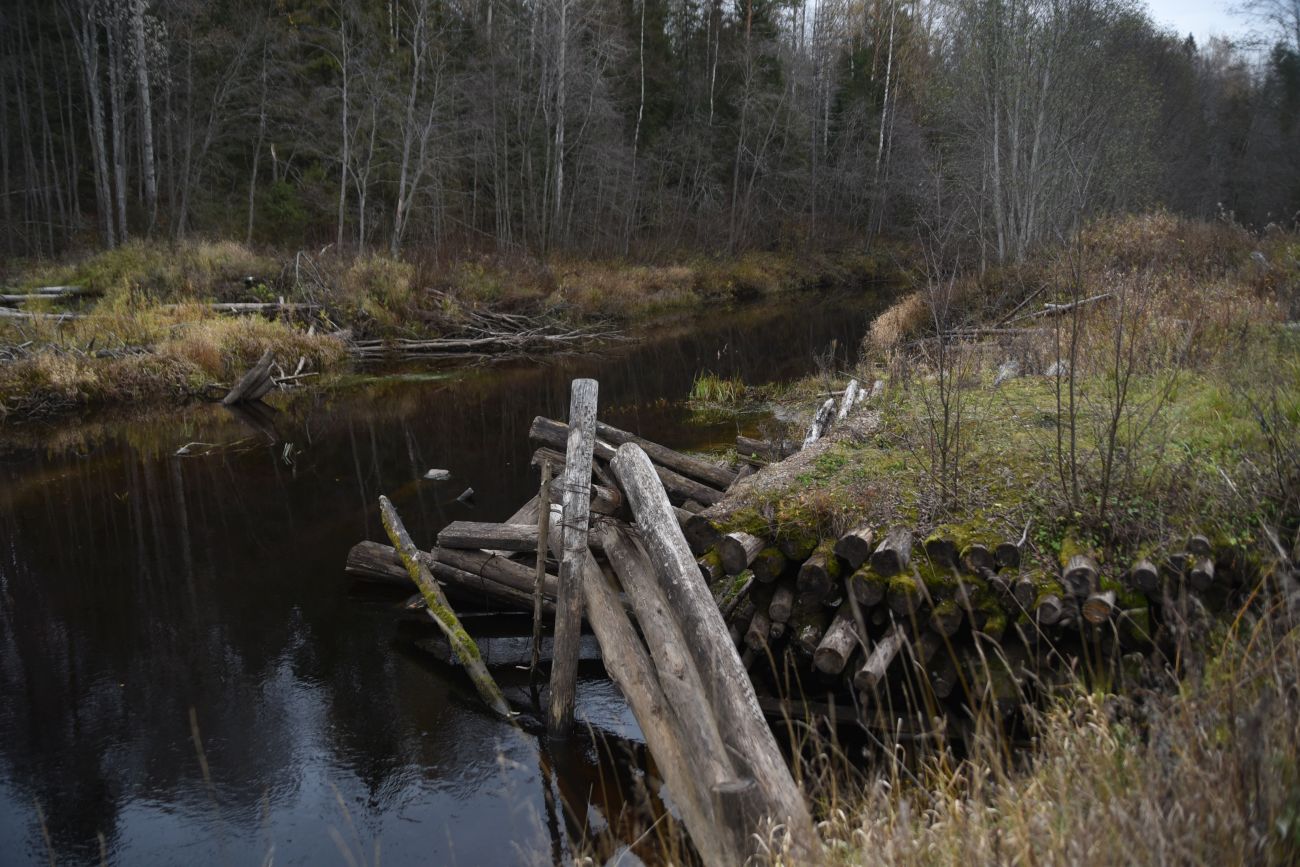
0 291 882 865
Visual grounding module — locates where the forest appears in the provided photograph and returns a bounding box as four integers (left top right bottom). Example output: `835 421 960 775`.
2 0 1298 265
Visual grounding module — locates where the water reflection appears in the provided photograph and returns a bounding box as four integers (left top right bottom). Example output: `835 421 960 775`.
0 292 880 865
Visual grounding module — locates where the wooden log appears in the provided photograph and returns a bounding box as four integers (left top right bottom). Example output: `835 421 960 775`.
929 599 964 637
1187 533 1212 558
378 497 511 717
745 604 774 652
802 398 836 447
437 521 537 552
887 571 925 616
834 525 877 570
1061 554 1100 598
346 540 554 612
547 477 624 517
569 528 737 867
549 379 598 737
854 624 905 692
0 306 82 320
698 549 725 583
870 528 913 577
922 531 959 568
530 417 722 505
684 514 723 555
792 601 831 656
609 443 818 852
727 462 756 494
995 540 1022 570
1012 575 1037 611
836 379 862 420
796 540 841 601
718 531 767 575
530 460 556 684
846 565 888 607
1036 592 1067 626
1082 590 1116 625
768 581 796 624
734 435 797 464
813 603 860 675
415 633 601 667
712 572 755 621
436 547 560 599
594 420 737 490
960 543 996 574
750 546 787 583
222 348 275 405
1130 559 1161 596
1189 557 1215 592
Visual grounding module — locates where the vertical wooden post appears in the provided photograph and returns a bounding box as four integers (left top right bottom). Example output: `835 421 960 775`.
547 378 598 737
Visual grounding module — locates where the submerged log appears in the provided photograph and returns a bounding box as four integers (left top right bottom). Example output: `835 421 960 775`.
378 497 511 717
609 442 818 852
222 348 276 405
549 379 599 737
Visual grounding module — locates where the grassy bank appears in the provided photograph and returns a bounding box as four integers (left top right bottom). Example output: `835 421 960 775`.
0 241 903 422
694 213 1300 865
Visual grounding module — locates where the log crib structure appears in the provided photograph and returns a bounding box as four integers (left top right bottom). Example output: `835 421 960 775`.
345 377 1257 864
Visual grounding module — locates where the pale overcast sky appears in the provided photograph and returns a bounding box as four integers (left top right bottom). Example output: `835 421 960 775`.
1144 0 1246 44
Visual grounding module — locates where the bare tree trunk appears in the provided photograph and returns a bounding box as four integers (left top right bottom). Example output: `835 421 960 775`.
551 0 568 250
246 43 268 246
129 0 157 233
67 0 116 248
106 14 129 241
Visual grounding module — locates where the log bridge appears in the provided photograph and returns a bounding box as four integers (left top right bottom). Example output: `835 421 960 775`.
344 377 1254 864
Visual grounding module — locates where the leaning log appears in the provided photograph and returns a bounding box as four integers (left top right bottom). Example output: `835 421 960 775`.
378 496 511 717
854 624 905 693
549 379 598 737
802 398 836 448
530 416 723 506
222 348 276 405
594 420 737 490
609 442 818 853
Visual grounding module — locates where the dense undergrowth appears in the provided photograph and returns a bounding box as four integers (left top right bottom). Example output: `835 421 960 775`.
0 240 903 422
679 212 1300 866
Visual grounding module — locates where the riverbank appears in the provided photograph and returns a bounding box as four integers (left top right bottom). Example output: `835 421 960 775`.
0 242 905 422
681 212 1300 864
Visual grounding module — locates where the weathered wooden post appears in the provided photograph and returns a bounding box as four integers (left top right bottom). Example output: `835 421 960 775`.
547 378 598 737
530 459 555 698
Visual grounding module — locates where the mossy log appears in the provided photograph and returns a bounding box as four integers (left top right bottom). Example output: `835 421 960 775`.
854 624 905 693
847 565 888 608
814 602 861 675
719 531 767 575
796 539 842 601
710 571 754 620
1012 575 1037 611
378 496 512 718
871 528 913 577
834 525 877 570
751 546 787 583
698 549 725 583
1059 534 1101 598
929 599 963 637
927 650 959 699
960 543 996 574
1035 584 1068 626
922 531 959 569
887 571 924 616
685 514 724 555
776 527 818 562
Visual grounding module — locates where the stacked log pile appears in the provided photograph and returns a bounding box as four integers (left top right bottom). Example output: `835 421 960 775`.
343 376 1265 862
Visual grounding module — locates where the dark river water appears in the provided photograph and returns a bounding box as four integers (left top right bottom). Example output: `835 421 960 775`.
0 291 883 866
